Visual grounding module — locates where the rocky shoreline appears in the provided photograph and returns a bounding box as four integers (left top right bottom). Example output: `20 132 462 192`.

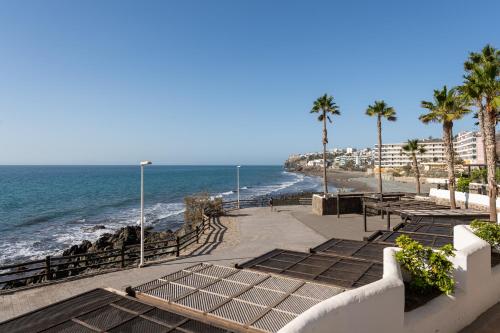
2 225 177 290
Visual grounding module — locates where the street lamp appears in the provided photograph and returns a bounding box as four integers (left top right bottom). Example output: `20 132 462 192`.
237 165 241 209
139 160 152 267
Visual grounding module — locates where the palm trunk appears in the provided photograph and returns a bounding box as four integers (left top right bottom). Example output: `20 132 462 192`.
484 100 497 222
377 115 382 199
443 122 456 209
412 153 421 194
322 111 328 195
477 102 487 164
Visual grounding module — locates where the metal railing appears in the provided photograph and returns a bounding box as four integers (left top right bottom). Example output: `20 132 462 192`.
0 215 213 290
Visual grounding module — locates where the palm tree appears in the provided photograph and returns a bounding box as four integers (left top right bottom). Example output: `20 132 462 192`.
464 44 500 221
458 80 487 162
420 86 470 209
310 94 340 195
402 139 426 194
365 101 397 198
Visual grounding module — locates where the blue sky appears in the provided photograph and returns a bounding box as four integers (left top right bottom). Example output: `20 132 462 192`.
0 0 499 165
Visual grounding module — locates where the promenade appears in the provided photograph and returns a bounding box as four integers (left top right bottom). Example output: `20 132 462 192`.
1 206 339 322
3 205 498 332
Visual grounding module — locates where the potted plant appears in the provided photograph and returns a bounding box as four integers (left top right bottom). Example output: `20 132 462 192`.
395 235 455 311
470 220 500 263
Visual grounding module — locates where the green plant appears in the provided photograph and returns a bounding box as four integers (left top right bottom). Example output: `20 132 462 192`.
395 235 455 295
470 220 500 248
402 139 426 194
366 100 397 196
470 168 487 183
310 94 341 195
456 176 471 192
420 85 471 209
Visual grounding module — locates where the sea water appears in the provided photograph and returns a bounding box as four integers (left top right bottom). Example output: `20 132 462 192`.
0 165 322 264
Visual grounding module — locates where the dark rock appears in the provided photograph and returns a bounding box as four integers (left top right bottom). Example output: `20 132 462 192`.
90 225 106 231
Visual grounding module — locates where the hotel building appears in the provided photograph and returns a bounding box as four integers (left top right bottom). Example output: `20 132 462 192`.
374 131 484 168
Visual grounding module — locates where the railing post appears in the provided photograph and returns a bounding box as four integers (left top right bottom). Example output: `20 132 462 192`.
196 226 200 243
337 193 340 218
45 255 51 280
386 209 391 230
363 204 367 232
121 244 125 268
176 236 180 257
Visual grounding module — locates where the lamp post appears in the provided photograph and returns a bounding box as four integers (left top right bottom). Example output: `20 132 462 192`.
237 165 241 209
139 160 152 267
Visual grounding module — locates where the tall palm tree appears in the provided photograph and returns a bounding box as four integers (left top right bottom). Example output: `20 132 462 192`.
464 44 500 221
420 86 470 209
310 94 340 195
402 139 426 194
365 101 397 198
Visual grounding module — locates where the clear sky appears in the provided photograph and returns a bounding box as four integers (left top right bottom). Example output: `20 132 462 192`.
0 0 499 165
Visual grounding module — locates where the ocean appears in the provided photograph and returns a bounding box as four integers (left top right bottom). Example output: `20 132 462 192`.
0 165 322 264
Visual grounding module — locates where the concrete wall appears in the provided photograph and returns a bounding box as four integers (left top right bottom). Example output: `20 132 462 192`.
312 194 336 215
311 194 363 215
279 226 500 333
429 188 500 213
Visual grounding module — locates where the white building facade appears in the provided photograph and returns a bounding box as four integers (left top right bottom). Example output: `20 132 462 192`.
374 131 484 168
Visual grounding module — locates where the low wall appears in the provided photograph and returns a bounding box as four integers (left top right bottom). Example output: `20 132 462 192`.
279 247 405 333
429 188 500 213
279 226 500 333
311 194 364 215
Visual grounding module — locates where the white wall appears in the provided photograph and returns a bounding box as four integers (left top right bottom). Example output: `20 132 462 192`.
279 248 404 333
429 188 500 214
279 226 500 333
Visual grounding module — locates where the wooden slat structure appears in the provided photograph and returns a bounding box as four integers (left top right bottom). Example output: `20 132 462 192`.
0 288 239 333
367 230 452 248
393 222 454 236
236 249 383 289
310 238 386 262
134 263 343 333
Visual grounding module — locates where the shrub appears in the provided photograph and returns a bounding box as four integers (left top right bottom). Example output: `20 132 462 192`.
470 220 500 248
470 168 487 183
395 235 455 295
184 193 223 225
456 176 471 193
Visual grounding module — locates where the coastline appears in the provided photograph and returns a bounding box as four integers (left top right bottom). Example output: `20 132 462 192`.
296 168 433 194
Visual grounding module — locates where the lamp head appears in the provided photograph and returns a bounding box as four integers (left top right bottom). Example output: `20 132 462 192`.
140 161 152 166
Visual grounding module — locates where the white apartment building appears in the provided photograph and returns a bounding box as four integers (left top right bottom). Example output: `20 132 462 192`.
455 130 485 164
374 131 484 168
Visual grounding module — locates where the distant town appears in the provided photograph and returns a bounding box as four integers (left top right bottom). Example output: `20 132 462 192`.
285 130 494 172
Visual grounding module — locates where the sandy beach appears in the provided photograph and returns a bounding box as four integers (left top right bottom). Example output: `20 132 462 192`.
300 169 433 194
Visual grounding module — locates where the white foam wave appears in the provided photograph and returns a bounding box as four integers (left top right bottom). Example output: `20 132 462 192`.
0 201 186 265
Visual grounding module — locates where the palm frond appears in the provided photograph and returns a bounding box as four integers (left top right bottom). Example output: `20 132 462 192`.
365 100 397 121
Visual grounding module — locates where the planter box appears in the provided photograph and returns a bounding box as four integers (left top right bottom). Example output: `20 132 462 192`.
280 226 500 333
312 194 337 215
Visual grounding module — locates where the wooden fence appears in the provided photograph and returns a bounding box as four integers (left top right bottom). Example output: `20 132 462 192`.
1 194 314 291
0 215 213 290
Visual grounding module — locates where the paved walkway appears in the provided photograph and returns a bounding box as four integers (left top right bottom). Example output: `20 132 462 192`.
460 302 500 333
285 205 402 239
3 205 499 330
0 206 326 322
